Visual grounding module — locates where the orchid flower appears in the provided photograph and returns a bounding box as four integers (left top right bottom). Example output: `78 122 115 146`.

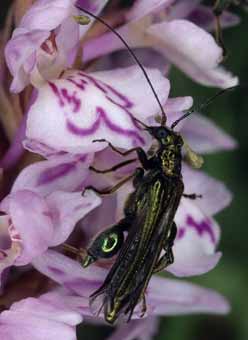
82 0 238 88
0 62 234 339
0 153 101 286
0 289 84 340
4 0 109 93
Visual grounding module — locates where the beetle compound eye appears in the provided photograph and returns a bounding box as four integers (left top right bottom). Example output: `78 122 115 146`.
157 128 169 139
102 233 118 253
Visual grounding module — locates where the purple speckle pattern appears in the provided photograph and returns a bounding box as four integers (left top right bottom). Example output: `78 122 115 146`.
36 162 76 186
49 82 81 113
177 228 186 240
49 71 145 146
48 265 65 276
81 72 133 110
67 77 87 91
67 106 145 145
187 215 216 244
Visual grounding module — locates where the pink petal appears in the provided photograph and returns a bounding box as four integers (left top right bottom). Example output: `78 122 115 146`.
46 190 102 246
0 290 82 340
167 199 221 277
125 0 173 21
182 164 232 216
11 154 93 196
83 28 127 63
25 67 169 154
148 276 230 315
5 28 49 74
164 96 193 113
11 298 81 326
164 96 193 126
92 67 170 122
181 113 237 153
148 19 238 88
19 0 76 31
32 250 107 297
81 192 117 243
6 190 54 265
33 252 229 320
5 0 92 93
40 288 89 315
5 29 50 93
55 16 79 64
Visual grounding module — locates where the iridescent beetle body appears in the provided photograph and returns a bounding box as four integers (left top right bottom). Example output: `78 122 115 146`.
83 127 187 323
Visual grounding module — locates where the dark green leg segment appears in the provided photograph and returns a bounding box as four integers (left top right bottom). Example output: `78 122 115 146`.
93 139 141 156
93 139 153 170
133 167 144 187
140 294 147 317
153 222 177 274
183 193 202 200
84 167 145 196
212 0 228 58
83 173 135 196
90 158 136 174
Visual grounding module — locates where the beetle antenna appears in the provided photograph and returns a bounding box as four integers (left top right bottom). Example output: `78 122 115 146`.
171 85 239 129
75 5 167 126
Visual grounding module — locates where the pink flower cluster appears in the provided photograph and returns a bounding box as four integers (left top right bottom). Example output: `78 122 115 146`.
0 0 239 339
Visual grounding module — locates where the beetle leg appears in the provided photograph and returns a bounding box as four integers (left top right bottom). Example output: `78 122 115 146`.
90 158 136 174
84 166 146 196
213 0 228 58
153 250 174 274
93 139 153 170
62 243 86 261
140 293 147 318
153 222 177 273
183 193 202 200
83 173 135 196
133 167 144 187
93 139 142 156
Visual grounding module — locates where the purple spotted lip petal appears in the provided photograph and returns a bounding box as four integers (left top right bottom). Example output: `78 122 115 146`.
177 228 186 240
49 82 81 113
187 215 216 244
66 107 144 145
26 66 169 155
37 162 76 186
166 198 221 277
11 153 93 196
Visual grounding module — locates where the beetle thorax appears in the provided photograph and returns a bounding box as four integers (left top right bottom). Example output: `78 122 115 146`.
159 145 181 177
